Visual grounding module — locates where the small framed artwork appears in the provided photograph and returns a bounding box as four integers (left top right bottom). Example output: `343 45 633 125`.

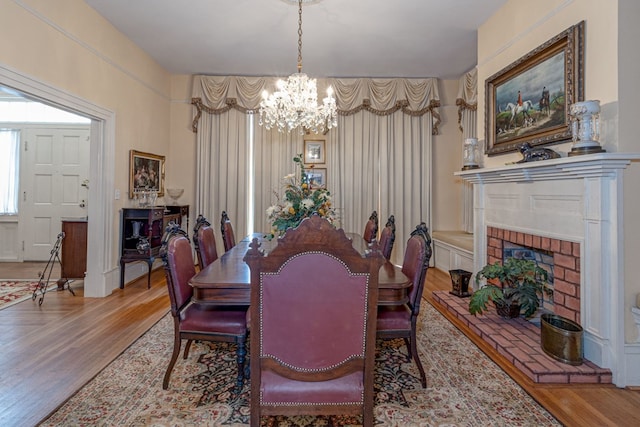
485 21 584 155
306 168 327 187
129 150 165 198
304 139 325 164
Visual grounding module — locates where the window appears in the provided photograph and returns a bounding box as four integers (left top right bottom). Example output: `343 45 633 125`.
0 129 20 215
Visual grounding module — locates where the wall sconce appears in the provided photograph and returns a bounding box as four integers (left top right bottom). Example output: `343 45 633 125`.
462 138 480 170
568 100 606 156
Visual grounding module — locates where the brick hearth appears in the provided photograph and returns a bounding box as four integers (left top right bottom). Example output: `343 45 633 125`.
432 290 612 384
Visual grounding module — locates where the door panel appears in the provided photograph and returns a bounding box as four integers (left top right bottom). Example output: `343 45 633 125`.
21 128 90 260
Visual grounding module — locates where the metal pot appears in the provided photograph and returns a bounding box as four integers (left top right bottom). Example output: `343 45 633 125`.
541 314 583 365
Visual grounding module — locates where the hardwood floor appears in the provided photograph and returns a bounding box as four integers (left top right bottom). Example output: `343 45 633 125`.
0 265 638 426
0 268 169 427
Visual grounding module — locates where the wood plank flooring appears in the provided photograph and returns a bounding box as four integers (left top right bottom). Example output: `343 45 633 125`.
0 268 169 427
0 265 638 426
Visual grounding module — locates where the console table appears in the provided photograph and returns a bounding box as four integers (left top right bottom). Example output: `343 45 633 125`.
119 205 189 289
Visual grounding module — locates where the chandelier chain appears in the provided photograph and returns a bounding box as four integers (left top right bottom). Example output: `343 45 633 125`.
258 0 337 134
297 0 303 73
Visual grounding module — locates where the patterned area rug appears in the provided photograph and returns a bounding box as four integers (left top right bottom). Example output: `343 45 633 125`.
42 304 561 426
0 281 54 310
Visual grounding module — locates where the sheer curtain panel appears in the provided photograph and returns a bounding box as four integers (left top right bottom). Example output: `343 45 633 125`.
0 129 20 215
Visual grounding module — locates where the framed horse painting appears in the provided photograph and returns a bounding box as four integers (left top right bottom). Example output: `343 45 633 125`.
485 21 585 156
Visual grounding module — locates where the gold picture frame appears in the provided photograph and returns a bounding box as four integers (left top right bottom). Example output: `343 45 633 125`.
485 21 584 156
129 150 165 198
304 139 325 164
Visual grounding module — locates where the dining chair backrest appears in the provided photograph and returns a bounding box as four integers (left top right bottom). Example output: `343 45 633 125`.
193 214 218 269
378 214 396 260
244 215 384 427
220 210 236 252
363 210 378 243
402 222 432 316
160 222 196 316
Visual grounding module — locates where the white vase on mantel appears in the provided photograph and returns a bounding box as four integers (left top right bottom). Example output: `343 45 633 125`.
568 100 606 156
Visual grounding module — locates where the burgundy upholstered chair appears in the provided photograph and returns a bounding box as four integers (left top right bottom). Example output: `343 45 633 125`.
377 214 396 260
244 215 384 426
363 210 379 244
376 222 432 388
160 222 247 391
193 214 218 269
220 210 236 252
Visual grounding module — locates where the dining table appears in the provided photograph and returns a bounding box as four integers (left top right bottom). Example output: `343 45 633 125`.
190 232 411 306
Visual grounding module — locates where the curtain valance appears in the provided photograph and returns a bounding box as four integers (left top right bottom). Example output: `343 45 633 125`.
455 68 477 131
191 75 441 133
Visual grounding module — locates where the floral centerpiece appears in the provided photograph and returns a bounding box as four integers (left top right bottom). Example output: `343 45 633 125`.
266 154 337 239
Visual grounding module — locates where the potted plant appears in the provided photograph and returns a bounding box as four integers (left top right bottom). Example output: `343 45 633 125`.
468 257 549 318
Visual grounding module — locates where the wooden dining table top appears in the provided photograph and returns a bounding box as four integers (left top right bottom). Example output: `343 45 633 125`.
190 232 411 306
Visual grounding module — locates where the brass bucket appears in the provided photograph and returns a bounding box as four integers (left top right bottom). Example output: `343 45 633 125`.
541 314 583 365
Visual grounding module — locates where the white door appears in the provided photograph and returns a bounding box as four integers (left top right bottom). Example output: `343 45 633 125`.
20 127 90 261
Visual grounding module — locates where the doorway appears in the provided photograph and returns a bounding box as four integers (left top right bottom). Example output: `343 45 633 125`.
1 65 116 297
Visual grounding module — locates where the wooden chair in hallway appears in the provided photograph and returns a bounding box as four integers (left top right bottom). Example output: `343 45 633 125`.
376 222 432 388
363 210 378 244
160 222 247 391
378 214 396 260
220 210 236 252
244 215 384 426
193 214 218 269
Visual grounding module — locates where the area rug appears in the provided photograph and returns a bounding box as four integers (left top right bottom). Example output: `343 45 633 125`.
41 304 561 426
0 281 55 310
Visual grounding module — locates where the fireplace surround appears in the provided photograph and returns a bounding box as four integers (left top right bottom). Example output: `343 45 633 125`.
457 153 640 387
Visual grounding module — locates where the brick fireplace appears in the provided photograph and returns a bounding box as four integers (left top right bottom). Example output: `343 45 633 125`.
455 153 640 387
487 226 581 324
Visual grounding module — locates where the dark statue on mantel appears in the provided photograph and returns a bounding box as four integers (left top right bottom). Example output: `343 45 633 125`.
516 142 561 163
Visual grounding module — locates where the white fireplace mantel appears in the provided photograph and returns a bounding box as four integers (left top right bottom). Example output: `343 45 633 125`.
455 152 640 387
456 153 640 184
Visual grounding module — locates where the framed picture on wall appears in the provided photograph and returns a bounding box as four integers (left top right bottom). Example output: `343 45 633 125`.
485 21 584 155
306 167 327 187
129 150 165 198
304 139 325 164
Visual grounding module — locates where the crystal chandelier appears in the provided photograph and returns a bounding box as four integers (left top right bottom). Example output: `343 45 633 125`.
259 0 337 134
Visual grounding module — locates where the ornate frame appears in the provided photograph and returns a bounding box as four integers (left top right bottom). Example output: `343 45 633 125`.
129 150 165 198
485 21 584 156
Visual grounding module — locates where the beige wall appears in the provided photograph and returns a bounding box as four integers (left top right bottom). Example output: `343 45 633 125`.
432 78 465 231
0 0 172 290
168 75 197 220
479 0 640 342
618 0 640 344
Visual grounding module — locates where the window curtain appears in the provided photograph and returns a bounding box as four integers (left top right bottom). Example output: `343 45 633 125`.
0 129 20 215
192 75 440 264
456 68 477 234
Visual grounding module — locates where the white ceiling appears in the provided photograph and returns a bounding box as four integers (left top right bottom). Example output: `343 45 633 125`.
84 0 507 79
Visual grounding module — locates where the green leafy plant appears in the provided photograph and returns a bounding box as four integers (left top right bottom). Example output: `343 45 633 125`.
265 154 337 239
469 257 549 318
